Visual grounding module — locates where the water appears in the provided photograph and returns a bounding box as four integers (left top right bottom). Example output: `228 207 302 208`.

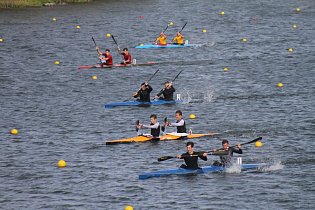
1 0 315 209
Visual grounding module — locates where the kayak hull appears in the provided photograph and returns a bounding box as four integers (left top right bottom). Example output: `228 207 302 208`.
135 44 203 49
139 163 265 179
105 132 219 145
105 99 200 108
78 62 154 69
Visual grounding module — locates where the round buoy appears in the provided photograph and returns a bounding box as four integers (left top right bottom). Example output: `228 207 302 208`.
58 160 66 167
278 83 283 87
221 12 225 15
170 22 173 25
296 8 300 12
140 15 143 18
11 129 18 135
189 114 196 119
202 30 207 33
52 18 56 21
0 39 3 42
55 61 59 65
125 206 133 210
223 68 228 71
288 48 293 52
93 76 98 80
243 38 247 42
106 34 111 37
293 25 296 28
76 26 80 29
140 44 143 46
255 141 262 147
254 18 257 21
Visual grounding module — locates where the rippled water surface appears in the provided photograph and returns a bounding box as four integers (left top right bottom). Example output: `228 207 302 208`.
1 0 314 209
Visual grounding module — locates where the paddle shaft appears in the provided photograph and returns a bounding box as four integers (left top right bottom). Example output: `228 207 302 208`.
232 137 262 148
133 69 160 97
111 35 125 62
92 36 102 63
179 22 187 33
162 24 170 33
171 70 183 83
158 151 227 161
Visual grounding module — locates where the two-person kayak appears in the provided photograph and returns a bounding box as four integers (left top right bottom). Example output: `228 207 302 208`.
105 99 201 108
139 163 266 179
135 44 204 49
78 62 154 69
105 132 219 145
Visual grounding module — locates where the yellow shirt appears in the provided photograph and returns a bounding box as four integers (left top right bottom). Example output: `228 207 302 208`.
157 36 166 44
173 35 184 44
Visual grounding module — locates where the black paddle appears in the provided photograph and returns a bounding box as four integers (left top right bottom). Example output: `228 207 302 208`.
92 36 102 64
231 137 262 148
136 120 140 132
158 150 228 162
161 117 167 132
133 69 160 97
162 23 170 33
111 35 125 63
179 22 187 33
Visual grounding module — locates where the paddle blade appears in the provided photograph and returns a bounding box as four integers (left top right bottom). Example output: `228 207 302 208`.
210 150 229 156
240 137 262 146
158 156 175 161
136 120 140 132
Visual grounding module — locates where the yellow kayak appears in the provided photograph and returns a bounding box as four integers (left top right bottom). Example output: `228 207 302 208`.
105 132 219 145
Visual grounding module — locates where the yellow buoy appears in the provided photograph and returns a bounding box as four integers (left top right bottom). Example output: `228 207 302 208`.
189 114 196 119
255 141 262 147
202 30 207 33
243 38 247 42
93 76 98 80
140 44 144 46
293 25 296 28
52 18 56 21
76 25 80 29
58 160 66 167
55 61 59 65
125 206 133 210
288 48 293 52
11 129 18 135
296 8 300 12
170 22 173 25
0 39 3 42
106 34 111 37
278 83 283 87
221 12 225 15
223 68 228 71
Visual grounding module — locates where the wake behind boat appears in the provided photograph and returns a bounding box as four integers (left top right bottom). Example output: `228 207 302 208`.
139 163 266 179
135 43 204 49
105 132 219 145
78 62 154 69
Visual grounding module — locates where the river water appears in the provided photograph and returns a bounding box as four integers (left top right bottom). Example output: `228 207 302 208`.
1 0 314 209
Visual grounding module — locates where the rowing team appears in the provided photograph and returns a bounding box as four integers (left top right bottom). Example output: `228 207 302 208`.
95 46 131 66
138 110 243 169
152 31 184 45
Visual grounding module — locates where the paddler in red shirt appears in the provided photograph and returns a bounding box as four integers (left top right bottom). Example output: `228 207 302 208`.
117 47 131 64
96 47 113 66
153 32 167 45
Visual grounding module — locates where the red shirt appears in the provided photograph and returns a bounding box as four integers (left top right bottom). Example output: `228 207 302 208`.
101 53 113 65
120 52 131 64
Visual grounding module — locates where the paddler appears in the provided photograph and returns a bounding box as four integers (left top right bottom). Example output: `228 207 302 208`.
170 31 184 45
164 110 186 133
96 47 113 66
152 32 167 45
154 81 175 101
133 82 153 102
117 47 131 64
177 141 207 169
137 114 160 137
211 139 243 167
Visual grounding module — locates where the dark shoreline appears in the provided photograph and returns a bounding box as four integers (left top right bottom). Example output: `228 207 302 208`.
0 0 92 8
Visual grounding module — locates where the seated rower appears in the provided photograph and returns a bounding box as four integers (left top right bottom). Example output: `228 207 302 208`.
164 110 186 133
177 141 207 169
117 47 131 64
212 139 243 167
96 47 113 66
137 114 160 138
132 82 153 102
153 32 167 45
154 81 175 101
170 31 184 45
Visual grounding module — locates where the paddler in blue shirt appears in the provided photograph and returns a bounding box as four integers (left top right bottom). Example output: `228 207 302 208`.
164 110 186 133
133 82 153 102
137 114 160 137
154 81 175 101
177 141 207 169
212 139 243 167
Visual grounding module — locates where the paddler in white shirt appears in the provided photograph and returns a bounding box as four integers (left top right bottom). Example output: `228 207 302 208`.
164 110 186 133
137 114 160 137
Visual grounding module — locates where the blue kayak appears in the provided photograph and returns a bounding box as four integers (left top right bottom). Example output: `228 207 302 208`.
135 44 204 49
139 163 265 179
105 99 199 108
